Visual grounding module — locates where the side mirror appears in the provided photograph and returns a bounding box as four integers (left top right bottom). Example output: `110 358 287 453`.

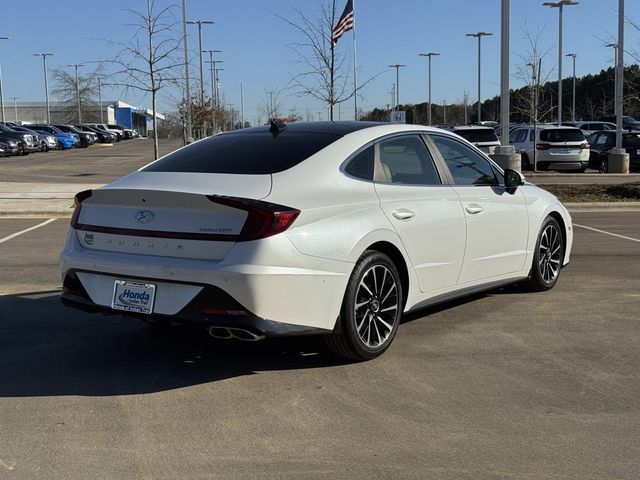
504 168 525 189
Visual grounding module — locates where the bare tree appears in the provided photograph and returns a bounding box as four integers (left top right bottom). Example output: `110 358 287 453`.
278 0 379 120
109 0 182 159
258 89 283 123
51 66 105 123
512 23 554 123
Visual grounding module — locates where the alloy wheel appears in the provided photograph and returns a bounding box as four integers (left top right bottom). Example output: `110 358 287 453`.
354 264 399 348
538 223 562 285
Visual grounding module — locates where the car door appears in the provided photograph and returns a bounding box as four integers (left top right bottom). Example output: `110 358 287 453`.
373 134 466 293
427 133 529 285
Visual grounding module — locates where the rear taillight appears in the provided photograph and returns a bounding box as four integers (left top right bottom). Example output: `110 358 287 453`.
536 143 550 150
580 142 590 149
70 189 92 228
206 196 300 242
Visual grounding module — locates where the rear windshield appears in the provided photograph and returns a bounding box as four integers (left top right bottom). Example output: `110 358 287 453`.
454 129 498 143
539 129 585 142
143 131 342 174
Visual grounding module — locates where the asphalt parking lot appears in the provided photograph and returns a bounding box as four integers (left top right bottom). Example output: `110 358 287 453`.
0 211 638 479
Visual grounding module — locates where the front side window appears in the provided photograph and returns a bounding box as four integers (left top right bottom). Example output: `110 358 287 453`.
377 135 440 185
430 135 497 186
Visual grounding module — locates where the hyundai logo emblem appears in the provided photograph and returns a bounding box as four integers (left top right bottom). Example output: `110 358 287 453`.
135 210 155 224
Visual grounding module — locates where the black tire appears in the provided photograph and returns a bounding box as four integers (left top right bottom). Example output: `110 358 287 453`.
526 216 564 292
325 251 403 361
599 156 608 174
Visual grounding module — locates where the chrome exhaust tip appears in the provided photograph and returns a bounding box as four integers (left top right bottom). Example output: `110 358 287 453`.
207 326 265 342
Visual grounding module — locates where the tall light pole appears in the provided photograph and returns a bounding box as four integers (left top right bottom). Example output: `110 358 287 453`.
606 43 618 117
419 52 439 125
67 64 85 123
615 0 624 151
466 32 493 123
566 53 577 122
181 0 193 143
0 36 10 122
543 1 579 126
96 77 104 124
388 64 406 110
34 53 54 124
203 49 221 133
10 96 18 121
187 20 214 106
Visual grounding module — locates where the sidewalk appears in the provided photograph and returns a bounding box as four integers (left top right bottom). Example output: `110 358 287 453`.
0 182 104 218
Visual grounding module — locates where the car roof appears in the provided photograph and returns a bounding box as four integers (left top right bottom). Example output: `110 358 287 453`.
218 121 387 137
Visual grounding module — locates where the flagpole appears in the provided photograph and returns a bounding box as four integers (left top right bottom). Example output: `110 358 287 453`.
352 0 358 120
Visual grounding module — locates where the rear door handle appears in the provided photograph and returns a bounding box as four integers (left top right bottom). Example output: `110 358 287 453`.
392 209 415 220
465 204 483 215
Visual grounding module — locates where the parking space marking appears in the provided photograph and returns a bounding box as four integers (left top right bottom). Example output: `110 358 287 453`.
0 218 57 245
573 223 640 244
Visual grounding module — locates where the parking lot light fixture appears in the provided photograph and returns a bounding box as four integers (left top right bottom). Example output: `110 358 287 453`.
419 52 440 125
543 0 579 126
187 20 214 106
566 53 577 122
67 64 85 124
0 36 9 123
388 64 406 110
466 32 493 123
33 53 54 124
203 49 221 133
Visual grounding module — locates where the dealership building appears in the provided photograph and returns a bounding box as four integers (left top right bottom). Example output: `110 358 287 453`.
5 100 164 136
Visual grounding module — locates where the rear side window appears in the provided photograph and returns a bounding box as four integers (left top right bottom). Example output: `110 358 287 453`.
455 129 499 143
344 146 374 180
540 129 585 142
378 135 440 185
144 131 342 174
624 134 640 147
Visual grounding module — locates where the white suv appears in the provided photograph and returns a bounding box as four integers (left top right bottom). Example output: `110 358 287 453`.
510 126 590 172
451 126 501 154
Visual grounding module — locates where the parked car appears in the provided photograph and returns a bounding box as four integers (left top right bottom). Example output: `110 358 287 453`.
60 122 573 361
0 137 21 156
30 125 79 150
450 126 501 154
0 123 40 155
54 124 96 148
106 123 136 139
573 121 616 137
76 125 116 143
10 125 56 151
596 115 640 131
510 125 590 172
85 123 122 141
0 141 8 157
587 130 640 173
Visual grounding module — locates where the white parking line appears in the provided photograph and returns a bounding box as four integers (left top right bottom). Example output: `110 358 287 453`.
0 218 57 245
573 223 640 244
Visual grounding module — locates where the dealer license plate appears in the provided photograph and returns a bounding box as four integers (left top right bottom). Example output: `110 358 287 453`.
112 280 156 314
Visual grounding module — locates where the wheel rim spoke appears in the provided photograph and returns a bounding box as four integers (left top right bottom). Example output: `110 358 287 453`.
539 224 562 285
354 264 398 348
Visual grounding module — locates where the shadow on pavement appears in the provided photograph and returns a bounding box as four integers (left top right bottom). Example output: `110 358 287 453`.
0 291 347 398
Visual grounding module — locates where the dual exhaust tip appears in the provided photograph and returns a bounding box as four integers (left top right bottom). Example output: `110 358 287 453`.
207 326 265 342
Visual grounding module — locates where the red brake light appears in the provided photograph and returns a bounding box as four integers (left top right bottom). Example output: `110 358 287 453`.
580 142 590 149
536 143 550 150
207 196 300 241
71 189 92 227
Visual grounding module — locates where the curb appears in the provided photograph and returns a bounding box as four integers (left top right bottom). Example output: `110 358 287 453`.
565 202 640 213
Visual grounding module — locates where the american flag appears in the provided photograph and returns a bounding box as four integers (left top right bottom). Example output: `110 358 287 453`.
332 0 354 44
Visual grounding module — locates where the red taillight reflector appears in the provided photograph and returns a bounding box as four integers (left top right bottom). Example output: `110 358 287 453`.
71 189 92 227
207 195 300 241
580 142 590 149
536 143 550 150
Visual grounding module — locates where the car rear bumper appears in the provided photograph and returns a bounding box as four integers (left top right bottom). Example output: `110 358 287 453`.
536 160 588 171
59 229 352 332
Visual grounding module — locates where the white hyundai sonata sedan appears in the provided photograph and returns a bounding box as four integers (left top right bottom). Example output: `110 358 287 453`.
60 122 573 360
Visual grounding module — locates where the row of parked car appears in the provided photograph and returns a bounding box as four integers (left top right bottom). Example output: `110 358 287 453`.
0 122 139 157
446 118 640 173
